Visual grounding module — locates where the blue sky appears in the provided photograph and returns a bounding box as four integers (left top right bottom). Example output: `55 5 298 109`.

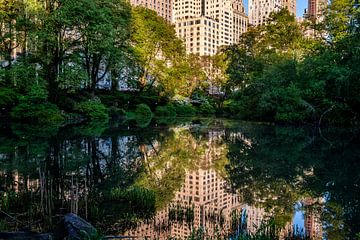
243 0 308 17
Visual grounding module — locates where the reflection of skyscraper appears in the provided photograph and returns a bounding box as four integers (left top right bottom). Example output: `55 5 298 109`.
303 198 323 239
127 130 245 238
127 129 295 239
127 167 244 238
245 206 265 234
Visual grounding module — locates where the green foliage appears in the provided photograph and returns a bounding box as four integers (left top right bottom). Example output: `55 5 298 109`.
131 7 203 96
25 83 48 103
198 103 216 115
74 99 109 120
5 58 39 91
223 5 360 124
111 186 156 216
72 120 108 137
0 220 9 231
10 84 64 124
124 185 155 214
0 87 18 109
173 103 196 116
125 103 153 127
134 103 153 119
155 104 177 117
108 106 126 117
11 102 63 124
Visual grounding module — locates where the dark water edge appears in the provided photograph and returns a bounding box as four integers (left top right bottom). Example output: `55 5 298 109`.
0 118 359 239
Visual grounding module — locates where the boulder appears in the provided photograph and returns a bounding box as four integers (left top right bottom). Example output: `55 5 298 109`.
56 213 98 240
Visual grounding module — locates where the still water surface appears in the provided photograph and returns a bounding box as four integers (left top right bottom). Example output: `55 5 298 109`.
0 119 359 239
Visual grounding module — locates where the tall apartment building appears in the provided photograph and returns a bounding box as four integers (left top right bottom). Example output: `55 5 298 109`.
307 0 327 22
173 0 247 55
248 0 296 26
130 0 173 22
130 0 247 56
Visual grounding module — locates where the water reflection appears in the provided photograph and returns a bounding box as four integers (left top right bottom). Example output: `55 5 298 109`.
128 129 242 238
0 120 359 239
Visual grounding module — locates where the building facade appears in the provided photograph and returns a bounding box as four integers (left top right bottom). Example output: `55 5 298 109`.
173 0 248 55
248 0 296 26
130 0 173 22
131 0 247 56
307 0 327 22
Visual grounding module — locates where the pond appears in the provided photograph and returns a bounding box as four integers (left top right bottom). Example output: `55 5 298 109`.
0 119 359 239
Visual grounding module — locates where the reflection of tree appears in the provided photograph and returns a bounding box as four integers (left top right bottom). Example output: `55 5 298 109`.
0 123 162 234
312 130 360 239
224 123 360 238
1 121 359 238
224 125 314 227
136 128 203 209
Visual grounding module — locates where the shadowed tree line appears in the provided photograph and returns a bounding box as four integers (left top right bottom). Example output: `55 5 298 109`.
222 0 360 124
0 0 216 127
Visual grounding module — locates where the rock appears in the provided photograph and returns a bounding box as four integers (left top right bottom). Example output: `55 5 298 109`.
0 214 98 240
56 213 98 240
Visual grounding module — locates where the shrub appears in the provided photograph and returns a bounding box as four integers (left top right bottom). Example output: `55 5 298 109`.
0 87 18 109
198 103 216 115
126 104 153 127
72 120 108 137
135 103 153 119
173 103 196 116
57 95 77 112
155 104 177 117
74 99 109 120
11 102 64 124
111 186 156 218
109 106 126 117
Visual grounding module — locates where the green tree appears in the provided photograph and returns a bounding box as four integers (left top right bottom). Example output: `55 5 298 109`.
131 7 200 97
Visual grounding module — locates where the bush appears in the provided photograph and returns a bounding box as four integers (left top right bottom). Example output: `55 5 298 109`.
57 95 77 112
135 103 153 119
74 99 109 120
173 103 196 116
0 87 18 109
155 104 177 117
198 103 216 115
11 102 64 124
111 186 156 218
109 106 126 117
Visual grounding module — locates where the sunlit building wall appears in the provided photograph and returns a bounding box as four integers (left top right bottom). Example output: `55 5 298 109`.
307 0 327 22
248 0 296 26
130 0 173 22
173 0 247 55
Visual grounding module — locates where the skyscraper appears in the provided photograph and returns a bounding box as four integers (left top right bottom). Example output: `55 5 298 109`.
130 0 173 22
248 0 296 26
130 0 247 56
307 0 327 22
173 0 248 55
